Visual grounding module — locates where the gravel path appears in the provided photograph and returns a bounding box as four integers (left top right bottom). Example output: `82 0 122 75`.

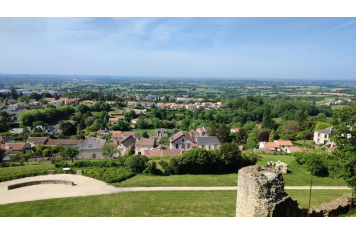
0 174 351 205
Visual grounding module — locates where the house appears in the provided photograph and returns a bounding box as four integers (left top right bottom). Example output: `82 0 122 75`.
8 99 17 105
49 100 64 106
274 140 293 152
1 143 31 154
135 138 156 155
35 125 57 135
43 98 55 102
185 104 198 110
155 128 168 139
131 118 138 124
109 117 120 125
127 101 138 106
110 130 122 139
0 136 13 144
133 109 147 115
313 127 332 145
0 102 5 110
115 136 136 157
197 136 221 150
82 100 97 105
144 149 182 158
189 129 198 140
170 131 197 151
46 139 83 146
9 104 20 111
77 137 106 159
27 137 49 147
106 101 116 105
9 128 24 134
230 127 241 133
258 142 280 152
196 126 209 137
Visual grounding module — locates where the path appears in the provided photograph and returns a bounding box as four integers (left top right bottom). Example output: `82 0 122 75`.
0 174 351 205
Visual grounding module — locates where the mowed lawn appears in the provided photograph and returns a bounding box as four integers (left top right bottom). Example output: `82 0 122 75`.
112 174 238 187
0 190 351 217
113 154 347 187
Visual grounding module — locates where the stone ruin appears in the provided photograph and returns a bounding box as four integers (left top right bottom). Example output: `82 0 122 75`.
236 165 353 217
267 160 288 174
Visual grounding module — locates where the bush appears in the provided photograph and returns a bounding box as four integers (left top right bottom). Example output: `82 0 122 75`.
81 167 135 183
143 161 162 175
125 155 148 173
0 170 48 182
73 159 120 168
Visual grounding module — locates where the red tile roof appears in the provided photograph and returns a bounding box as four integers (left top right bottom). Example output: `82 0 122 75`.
170 131 194 143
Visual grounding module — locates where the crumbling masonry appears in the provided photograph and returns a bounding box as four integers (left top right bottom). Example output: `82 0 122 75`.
236 165 353 217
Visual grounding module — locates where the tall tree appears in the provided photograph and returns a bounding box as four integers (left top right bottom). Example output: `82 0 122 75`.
262 105 275 129
296 110 307 128
235 128 248 145
217 123 230 143
0 148 6 166
207 121 217 136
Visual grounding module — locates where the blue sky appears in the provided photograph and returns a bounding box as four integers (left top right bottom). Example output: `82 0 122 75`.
0 17 355 79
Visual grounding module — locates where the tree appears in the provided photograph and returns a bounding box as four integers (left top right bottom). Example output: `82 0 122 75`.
258 130 270 142
280 121 301 140
207 121 217 136
235 128 248 145
141 131 149 138
296 110 307 128
92 153 96 159
60 146 80 162
269 130 275 142
102 143 116 158
245 136 259 150
262 105 275 129
217 123 230 143
0 148 6 166
60 122 77 136
314 122 331 131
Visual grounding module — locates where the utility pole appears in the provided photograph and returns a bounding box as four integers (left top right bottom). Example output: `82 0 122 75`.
307 175 313 217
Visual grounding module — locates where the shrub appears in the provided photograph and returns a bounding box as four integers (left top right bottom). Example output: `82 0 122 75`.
81 167 135 183
143 161 162 175
0 170 48 182
126 155 148 173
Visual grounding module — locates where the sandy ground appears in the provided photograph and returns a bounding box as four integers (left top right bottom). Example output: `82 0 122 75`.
0 174 351 205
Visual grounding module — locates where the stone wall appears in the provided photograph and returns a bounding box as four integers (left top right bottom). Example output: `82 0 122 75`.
236 165 300 217
236 165 354 217
8 180 74 190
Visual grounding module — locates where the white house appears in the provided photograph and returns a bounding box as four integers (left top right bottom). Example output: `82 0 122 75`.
313 127 332 145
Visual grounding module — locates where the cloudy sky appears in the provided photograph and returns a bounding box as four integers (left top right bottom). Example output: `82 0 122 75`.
0 17 355 79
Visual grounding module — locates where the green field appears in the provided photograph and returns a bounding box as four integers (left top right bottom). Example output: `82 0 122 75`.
112 174 238 187
113 154 347 187
0 190 351 217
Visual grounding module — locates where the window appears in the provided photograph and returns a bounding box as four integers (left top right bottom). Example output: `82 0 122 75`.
182 139 184 142
202 145 205 148
187 144 190 149
182 144 185 149
88 144 92 148
176 144 178 149
325 135 327 138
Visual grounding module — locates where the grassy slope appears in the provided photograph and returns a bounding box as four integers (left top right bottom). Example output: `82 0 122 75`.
0 190 351 217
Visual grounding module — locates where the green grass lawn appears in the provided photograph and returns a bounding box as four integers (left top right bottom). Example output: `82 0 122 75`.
131 128 157 136
113 154 347 187
258 154 347 186
112 174 238 187
0 190 351 217
0 162 54 175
